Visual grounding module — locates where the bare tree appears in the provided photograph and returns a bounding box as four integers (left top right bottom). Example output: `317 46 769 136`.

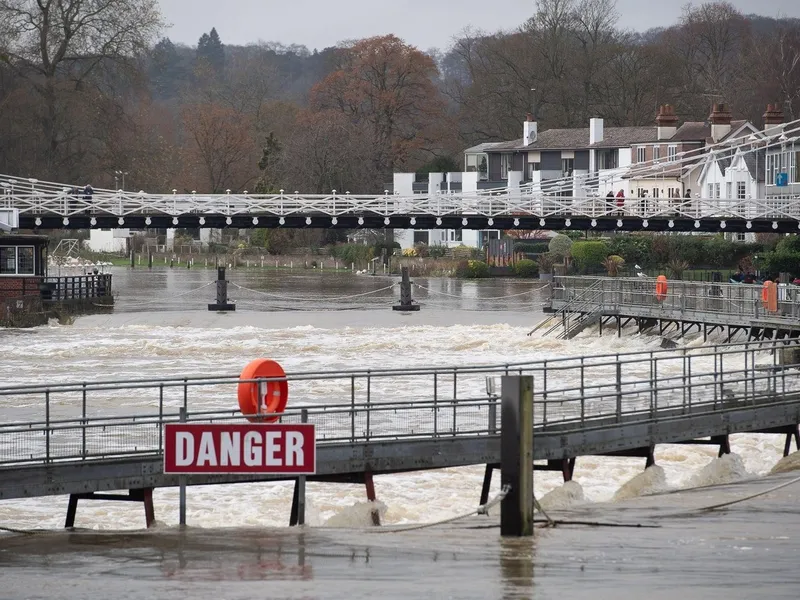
0 0 163 173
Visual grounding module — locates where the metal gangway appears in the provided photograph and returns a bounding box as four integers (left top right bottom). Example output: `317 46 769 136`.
548 276 800 340
2 340 799 517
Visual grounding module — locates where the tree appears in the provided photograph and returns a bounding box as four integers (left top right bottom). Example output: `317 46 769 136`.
182 102 255 192
311 35 448 179
0 0 163 174
197 27 225 73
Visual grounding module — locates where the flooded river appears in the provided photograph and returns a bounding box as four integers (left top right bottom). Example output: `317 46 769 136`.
1 266 798 599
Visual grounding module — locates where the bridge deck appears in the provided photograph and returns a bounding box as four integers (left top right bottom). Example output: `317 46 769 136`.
1 341 799 501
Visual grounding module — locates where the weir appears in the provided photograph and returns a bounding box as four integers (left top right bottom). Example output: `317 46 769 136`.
0 340 799 528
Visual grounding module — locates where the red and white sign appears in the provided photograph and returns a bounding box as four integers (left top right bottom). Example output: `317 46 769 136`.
163 424 316 474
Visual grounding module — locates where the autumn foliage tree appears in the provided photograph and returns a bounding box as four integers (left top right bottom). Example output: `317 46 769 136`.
181 103 255 193
311 35 449 182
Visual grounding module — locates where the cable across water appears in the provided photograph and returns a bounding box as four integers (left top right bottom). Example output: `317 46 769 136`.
230 281 397 302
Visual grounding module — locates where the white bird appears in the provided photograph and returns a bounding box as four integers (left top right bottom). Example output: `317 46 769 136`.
634 264 641 270
637 272 646 278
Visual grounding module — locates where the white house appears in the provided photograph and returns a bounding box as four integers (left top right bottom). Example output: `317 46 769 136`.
87 228 131 253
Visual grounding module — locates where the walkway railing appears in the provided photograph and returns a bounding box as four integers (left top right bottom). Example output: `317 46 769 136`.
40 274 112 302
2 173 800 223
552 276 800 322
1 340 798 467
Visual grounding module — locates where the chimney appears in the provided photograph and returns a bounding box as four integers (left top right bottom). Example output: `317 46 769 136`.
763 103 785 136
523 113 538 146
589 117 604 145
656 104 678 141
709 103 732 142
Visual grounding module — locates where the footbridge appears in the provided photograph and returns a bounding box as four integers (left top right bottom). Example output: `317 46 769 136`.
543 276 800 341
1 341 799 527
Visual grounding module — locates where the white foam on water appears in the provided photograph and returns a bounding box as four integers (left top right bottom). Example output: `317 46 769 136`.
612 465 668 502
538 481 585 511
322 501 388 527
770 451 800 475
685 453 751 488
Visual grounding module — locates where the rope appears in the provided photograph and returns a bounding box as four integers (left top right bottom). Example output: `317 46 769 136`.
365 485 511 533
414 283 543 301
657 474 800 518
94 281 216 308
229 281 396 302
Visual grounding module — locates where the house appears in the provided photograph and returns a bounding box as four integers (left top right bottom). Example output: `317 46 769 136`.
0 234 49 301
763 104 800 199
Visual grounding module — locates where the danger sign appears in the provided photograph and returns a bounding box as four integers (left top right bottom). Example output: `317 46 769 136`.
163 424 316 474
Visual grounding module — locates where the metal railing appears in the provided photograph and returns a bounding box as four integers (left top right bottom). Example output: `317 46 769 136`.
1 340 799 468
40 274 112 301
552 276 800 322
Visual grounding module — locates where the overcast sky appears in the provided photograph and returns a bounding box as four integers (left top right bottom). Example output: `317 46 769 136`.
158 0 800 50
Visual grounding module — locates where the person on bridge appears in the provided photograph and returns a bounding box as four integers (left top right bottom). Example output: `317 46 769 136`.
606 191 615 213
615 189 625 214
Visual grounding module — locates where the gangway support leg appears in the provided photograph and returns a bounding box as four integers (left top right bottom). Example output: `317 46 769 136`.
713 435 731 457
562 458 576 482
64 488 156 529
784 425 800 457
65 494 79 528
289 477 306 526
364 470 381 526
479 464 495 506
645 446 656 469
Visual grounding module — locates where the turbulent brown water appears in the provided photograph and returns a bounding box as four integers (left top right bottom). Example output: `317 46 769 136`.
1 266 798 599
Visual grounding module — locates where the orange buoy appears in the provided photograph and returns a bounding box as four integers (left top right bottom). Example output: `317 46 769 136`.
655 275 668 302
238 359 289 423
762 281 770 307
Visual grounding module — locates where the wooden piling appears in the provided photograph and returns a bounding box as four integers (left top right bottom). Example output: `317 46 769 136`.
500 375 534 537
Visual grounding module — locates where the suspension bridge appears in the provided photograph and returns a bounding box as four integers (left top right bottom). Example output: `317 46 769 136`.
1 118 799 233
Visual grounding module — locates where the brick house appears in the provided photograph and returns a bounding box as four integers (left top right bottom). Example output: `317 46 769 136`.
0 234 49 300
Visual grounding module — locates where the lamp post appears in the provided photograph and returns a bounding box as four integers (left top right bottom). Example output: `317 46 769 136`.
115 170 128 190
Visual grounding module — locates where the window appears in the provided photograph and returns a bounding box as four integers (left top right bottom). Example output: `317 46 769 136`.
561 158 574 176
449 230 462 242
500 153 512 180
735 232 746 242
653 146 660 162
767 150 799 185
707 184 713 198
737 181 746 199
0 246 35 275
527 162 540 179
637 147 646 163
465 153 488 181
726 182 732 199
652 188 659 198
598 149 618 170
714 183 720 199
413 231 429 245
668 145 678 161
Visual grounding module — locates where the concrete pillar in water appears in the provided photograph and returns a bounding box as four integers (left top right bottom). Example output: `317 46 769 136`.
208 267 235 311
501 375 534 537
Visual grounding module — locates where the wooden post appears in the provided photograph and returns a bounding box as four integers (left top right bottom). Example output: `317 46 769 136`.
364 470 381 526
500 375 534 537
130 250 135 268
148 251 153 269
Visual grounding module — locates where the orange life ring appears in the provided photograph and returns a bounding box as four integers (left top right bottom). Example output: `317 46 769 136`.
237 359 289 423
655 275 668 302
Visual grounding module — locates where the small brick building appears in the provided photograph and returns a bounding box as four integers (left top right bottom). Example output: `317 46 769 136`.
0 234 49 300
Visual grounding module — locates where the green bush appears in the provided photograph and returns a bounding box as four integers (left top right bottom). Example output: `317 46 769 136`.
606 235 654 268
514 240 550 254
428 245 447 258
571 240 610 273
330 244 373 265
514 259 539 278
548 234 573 259
456 260 490 278
763 235 800 277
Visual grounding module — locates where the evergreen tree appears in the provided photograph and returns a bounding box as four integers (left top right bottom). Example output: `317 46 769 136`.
197 27 225 72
